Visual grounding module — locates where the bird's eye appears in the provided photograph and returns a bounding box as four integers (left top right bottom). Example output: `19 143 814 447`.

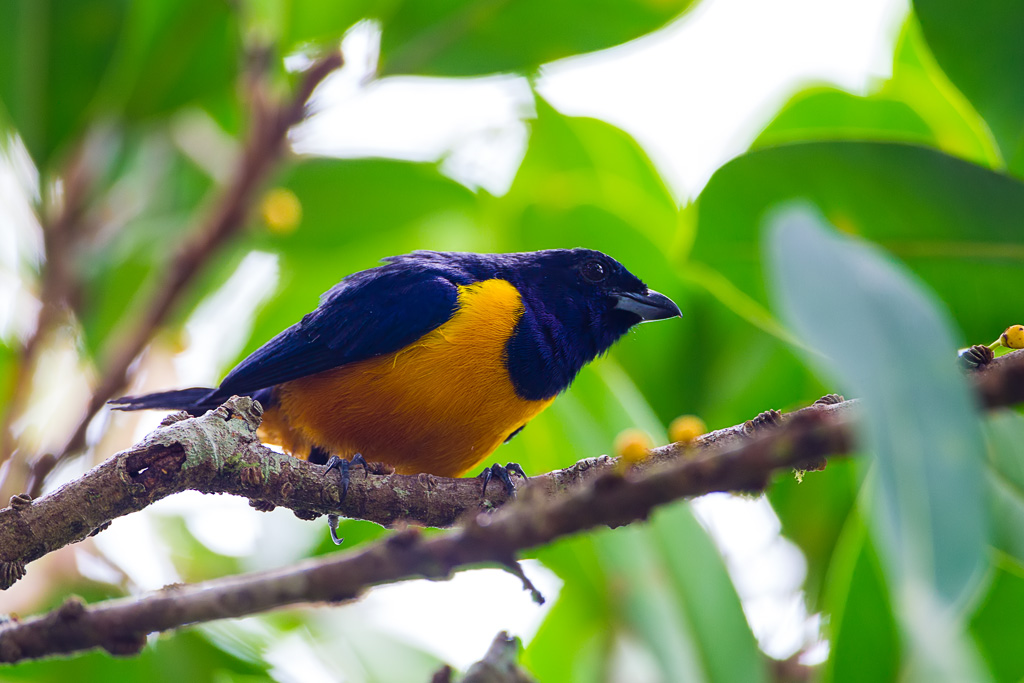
581 260 607 283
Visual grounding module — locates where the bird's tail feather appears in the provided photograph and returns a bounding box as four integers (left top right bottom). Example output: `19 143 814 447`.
109 387 219 416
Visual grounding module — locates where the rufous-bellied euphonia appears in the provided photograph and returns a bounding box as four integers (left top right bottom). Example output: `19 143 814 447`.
111 249 680 491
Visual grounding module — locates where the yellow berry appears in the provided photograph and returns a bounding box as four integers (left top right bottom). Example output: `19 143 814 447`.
614 428 653 464
669 415 707 444
1000 325 1024 350
260 188 302 234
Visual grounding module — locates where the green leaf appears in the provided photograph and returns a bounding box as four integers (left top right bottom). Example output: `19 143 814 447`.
101 0 240 122
525 536 614 682
883 18 1000 169
767 458 862 612
753 87 935 150
497 98 679 254
913 0 1024 172
969 553 1024 683
821 511 901 683
691 141 1024 343
596 521 712 682
378 0 698 76
0 0 128 170
649 503 767 683
280 0 382 50
767 209 987 676
767 207 986 604
983 411 1024 566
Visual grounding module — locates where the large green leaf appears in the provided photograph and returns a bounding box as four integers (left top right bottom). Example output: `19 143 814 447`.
648 502 766 683
0 0 238 172
969 553 1024 683
525 536 614 682
767 209 988 679
691 141 1024 343
753 87 935 150
496 98 680 254
983 411 1024 566
882 18 999 169
100 0 240 122
767 459 862 612
279 0 382 50
821 511 901 683
378 0 698 76
913 0 1024 172
0 0 128 169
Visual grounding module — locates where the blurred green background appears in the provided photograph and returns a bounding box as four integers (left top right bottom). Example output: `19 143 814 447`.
2 0 1024 680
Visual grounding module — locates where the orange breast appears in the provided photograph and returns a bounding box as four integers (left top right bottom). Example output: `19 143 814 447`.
257 279 554 477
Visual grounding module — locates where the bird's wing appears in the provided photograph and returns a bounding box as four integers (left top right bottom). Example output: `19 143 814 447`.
209 267 460 401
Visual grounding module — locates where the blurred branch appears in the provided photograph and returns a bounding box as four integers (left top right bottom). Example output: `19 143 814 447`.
0 349 1021 662
768 653 815 683
460 631 535 683
0 143 94 470
24 51 344 497
429 631 535 683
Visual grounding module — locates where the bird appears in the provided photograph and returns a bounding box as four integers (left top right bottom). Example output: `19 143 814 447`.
111 249 681 496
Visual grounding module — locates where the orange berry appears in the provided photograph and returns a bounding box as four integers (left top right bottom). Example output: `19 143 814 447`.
614 428 653 464
1000 325 1024 350
669 415 707 444
260 188 302 234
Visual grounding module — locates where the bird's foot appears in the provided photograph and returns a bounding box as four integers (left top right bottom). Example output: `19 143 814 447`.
323 454 368 546
479 462 527 498
324 454 369 502
959 344 994 370
743 409 782 436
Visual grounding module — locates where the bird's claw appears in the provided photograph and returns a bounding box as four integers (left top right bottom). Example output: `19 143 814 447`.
328 514 343 545
324 453 369 503
323 454 368 545
480 462 527 498
959 344 994 370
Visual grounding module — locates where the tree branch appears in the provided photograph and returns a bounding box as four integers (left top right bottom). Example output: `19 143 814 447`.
0 394 848 592
0 400 853 662
24 51 344 497
0 349 1020 662
2 348 1023 594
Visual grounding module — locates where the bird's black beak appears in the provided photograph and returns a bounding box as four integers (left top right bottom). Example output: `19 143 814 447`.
613 289 682 322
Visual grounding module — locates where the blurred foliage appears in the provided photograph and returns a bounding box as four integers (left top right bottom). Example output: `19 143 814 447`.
1 0 1024 681
912 0 1024 173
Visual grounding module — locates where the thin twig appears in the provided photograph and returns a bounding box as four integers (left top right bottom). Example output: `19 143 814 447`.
24 52 343 496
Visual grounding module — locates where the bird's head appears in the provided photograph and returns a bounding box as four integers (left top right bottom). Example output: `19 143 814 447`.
508 247 679 327
491 248 682 399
